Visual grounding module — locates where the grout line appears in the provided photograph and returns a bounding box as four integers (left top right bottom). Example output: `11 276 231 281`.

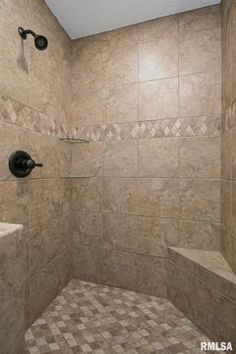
70 176 222 181
71 210 221 225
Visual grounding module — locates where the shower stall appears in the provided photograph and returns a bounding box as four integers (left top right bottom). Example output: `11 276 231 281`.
0 0 235 353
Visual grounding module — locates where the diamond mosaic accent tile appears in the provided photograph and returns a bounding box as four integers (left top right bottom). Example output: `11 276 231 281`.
25 279 221 354
0 93 221 141
71 116 220 142
0 94 68 138
0 94 220 141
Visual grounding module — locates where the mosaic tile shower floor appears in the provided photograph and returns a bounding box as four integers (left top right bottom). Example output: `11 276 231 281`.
25 279 217 354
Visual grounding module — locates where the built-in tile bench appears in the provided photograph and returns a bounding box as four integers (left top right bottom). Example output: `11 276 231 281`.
0 222 24 354
167 247 236 353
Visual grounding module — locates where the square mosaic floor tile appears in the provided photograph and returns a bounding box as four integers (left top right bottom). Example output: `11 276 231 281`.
25 279 222 354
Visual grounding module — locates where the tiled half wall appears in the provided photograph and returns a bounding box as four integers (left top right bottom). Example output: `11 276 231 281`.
70 5 222 296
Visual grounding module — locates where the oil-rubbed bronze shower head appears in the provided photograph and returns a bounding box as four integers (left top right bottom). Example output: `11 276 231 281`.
18 27 48 50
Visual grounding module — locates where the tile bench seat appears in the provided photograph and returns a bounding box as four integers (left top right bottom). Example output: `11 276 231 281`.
167 247 236 353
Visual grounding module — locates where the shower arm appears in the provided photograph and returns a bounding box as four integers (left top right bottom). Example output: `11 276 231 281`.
18 27 36 39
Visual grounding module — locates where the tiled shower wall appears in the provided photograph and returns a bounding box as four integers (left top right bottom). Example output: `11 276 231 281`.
0 0 72 328
71 5 222 295
221 0 236 273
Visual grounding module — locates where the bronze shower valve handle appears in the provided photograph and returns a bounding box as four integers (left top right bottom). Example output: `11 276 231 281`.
9 150 43 178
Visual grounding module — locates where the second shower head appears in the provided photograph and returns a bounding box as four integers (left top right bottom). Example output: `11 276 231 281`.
18 27 48 50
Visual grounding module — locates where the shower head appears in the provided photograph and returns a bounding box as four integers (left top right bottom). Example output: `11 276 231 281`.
18 27 48 50
34 35 48 50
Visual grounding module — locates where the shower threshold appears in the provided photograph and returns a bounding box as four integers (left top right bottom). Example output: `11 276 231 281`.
25 279 223 354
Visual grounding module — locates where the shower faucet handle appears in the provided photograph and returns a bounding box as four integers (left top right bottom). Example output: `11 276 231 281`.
25 159 43 169
34 162 43 167
9 150 43 178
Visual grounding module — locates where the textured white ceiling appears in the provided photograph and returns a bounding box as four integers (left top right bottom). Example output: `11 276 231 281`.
45 0 221 40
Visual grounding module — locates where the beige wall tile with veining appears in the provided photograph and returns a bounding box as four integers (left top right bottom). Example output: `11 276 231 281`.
27 179 61 228
0 181 29 225
58 141 72 178
229 1 236 105
138 178 179 218
73 245 103 284
137 255 166 297
101 213 138 251
221 180 232 233
221 0 236 273
60 213 72 252
102 46 138 88
72 142 104 177
71 89 104 126
103 84 138 124
100 178 140 214
25 218 62 275
29 49 60 120
73 34 104 57
180 179 220 221
102 25 139 51
220 224 232 267
101 178 178 218
231 181 236 233
102 249 138 291
179 72 221 116
58 28 72 63
179 137 221 178
178 5 221 34
60 178 72 215
103 140 138 177
0 288 24 354
221 11 231 131
139 139 178 177
139 36 178 81
60 247 73 289
72 177 101 212
72 52 103 91
221 131 233 180
138 15 178 41
0 226 23 307
136 217 178 256
179 220 220 250
0 35 30 106
179 28 221 75
72 211 102 246
0 121 21 180
29 256 61 325
231 128 236 180
139 78 178 120
0 0 29 46
60 59 72 127
231 234 236 272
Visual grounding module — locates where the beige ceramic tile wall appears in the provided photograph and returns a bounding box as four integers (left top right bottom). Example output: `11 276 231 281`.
0 0 72 328
221 0 236 273
71 5 222 295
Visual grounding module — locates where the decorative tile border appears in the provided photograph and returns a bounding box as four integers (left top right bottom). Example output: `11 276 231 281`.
70 116 221 142
0 95 221 141
0 95 69 138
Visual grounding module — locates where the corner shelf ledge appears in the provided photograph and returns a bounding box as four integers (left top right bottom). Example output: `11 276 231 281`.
59 138 90 144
